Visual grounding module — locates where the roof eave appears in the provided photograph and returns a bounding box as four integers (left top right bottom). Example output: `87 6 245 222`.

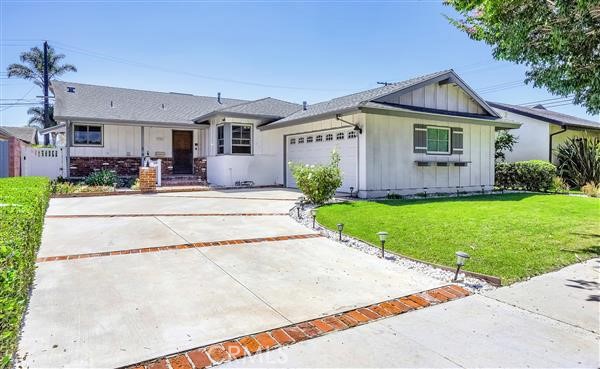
258 107 361 131
54 116 208 128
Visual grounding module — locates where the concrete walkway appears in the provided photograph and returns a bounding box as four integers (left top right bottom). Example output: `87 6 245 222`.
225 259 600 368
17 189 444 368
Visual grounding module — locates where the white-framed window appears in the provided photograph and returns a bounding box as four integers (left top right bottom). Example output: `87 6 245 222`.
315 135 323 142
336 132 345 140
348 131 357 139
290 138 296 145
73 124 103 146
306 136 313 143
231 124 252 154
298 137 304 144
217 124 225 154
325 134 333 141
426 126 450 154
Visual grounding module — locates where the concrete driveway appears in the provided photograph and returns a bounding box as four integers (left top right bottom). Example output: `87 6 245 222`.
18 188 445 368
224 259 600 368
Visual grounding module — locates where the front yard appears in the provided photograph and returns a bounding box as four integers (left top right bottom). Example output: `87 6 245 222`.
316 193 599 284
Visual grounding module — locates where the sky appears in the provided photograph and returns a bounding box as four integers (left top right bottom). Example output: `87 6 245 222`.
1 0 598 127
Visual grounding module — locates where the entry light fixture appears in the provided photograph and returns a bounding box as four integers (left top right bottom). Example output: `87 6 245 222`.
453 251 470 281
337 223 344 241
310 209 317 229
377 231 388 258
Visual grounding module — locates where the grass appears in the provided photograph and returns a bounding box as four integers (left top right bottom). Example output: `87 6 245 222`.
316 193 600 284
0 177 50 368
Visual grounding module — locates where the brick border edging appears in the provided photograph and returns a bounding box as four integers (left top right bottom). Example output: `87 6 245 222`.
46 212 289 219
51 185 286 198
35 233 321 263
121 285 471 369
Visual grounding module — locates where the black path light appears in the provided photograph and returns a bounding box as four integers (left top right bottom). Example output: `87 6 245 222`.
349 187 354 198
481 184 485 195
377 231 388 258
337 223 344 241
453 251 470 281
310 208 317 229
296 196 306 218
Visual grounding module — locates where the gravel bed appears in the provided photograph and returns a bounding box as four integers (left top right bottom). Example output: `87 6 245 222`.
289 201 496 294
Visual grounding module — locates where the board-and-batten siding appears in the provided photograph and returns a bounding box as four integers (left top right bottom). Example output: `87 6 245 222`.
70 123 207 158
365 113 495 195
375 83 486 115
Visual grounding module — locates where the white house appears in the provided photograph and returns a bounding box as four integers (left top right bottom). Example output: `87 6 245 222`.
52 70 519 197
489 102 600 163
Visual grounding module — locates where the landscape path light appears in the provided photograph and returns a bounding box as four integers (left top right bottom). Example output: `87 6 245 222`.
454 251 470 281
349 187 354 198
310 208 317 229
337 223 344 241
377 231 388 258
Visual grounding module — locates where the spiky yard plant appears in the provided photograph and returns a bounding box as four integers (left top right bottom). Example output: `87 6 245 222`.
555 137 600 188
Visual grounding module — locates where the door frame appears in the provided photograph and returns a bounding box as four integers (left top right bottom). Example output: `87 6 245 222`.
172 130 194 175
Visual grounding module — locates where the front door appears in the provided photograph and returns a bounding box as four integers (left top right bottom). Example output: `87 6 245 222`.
172 130 193 174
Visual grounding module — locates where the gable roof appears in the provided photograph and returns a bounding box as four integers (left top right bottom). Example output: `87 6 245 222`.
193 97 301 122
52 81 249 125
489 102 600 130
260 70 500 130
0 126 38 143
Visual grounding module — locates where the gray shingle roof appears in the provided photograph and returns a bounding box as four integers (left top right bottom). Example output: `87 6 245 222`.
52 81 249 125
261 69 498 129
193 97 301 122
0 126 37 143
489 102 600 130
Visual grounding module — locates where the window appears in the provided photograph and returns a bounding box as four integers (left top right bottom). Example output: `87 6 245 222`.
231 124 252 154
298 137 304 144
315 135 323 142
336 132 345 140
306 136 313 143
325 134 333 141
73 124 102 146
426 127 450 154
290 138 296 145
348 131 357 139
217 125 225 154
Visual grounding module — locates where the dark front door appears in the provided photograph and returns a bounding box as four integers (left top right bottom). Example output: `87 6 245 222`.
172 130 193 174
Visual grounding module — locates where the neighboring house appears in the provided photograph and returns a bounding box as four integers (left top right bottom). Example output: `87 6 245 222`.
489 102 600 163
52 70 519 197
0 126 38 177
39 123 67 147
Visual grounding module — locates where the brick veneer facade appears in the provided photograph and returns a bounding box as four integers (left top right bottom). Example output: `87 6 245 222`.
69 156 207 181
8 137 23 177
139 167 157 193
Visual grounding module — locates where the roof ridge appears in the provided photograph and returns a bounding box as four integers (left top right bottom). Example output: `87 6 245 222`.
489 101 599 125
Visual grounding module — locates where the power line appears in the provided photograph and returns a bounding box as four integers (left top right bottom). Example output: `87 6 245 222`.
518 95 574 106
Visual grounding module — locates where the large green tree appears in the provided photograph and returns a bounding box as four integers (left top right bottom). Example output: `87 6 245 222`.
445 0 600 114
6 44 76 127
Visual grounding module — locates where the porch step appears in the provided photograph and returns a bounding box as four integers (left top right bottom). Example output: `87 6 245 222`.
161 175 206 186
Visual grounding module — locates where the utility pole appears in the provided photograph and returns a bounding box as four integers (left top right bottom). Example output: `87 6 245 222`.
43 41 49 128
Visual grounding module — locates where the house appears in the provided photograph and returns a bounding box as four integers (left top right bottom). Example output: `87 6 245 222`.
52 70 519 197
39 123 67 147
489 102 600 163
0 126 38 177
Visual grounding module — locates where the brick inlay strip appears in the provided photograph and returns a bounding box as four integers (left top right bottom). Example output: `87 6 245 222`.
121 285 471 369
36 233 321 263
46 212 289 218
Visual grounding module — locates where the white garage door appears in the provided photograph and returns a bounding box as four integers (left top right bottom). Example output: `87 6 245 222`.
286 129 358 193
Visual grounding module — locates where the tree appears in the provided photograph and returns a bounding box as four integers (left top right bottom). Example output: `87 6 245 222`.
445 0 600 115
495 130 518 162
26 106 55 128
6 44 76 128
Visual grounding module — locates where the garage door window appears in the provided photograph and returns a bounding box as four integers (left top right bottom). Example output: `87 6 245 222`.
348 131 357 139
336 132 345 140
315 135 323 142
306 136 313 143
298 137 304 144
289 138 296 144
325 134 333 141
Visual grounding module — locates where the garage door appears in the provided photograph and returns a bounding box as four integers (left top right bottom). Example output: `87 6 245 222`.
286 128 358 193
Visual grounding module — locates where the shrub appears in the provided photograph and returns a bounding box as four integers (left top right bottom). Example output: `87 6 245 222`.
84 169 118 187
495 160 556 192
551 176 570 194
555 137 600 188
582 181 600 197
289 150 343 204
50 180 76 194
0 177 50 366
515 160 556 192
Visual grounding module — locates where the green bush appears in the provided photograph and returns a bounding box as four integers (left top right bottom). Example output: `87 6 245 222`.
555 137 600 188
0 177 50 367
289 150 343 204
495 160 556 192
84 169 118 187
551 176 570 194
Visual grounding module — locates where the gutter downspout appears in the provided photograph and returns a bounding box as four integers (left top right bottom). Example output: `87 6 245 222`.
549 125 567 162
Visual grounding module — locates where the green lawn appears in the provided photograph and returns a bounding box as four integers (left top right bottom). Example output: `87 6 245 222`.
316 194 599 284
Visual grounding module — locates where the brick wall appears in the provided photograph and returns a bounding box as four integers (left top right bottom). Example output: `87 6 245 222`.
194 157 207 181
8 137 22 177
139 167 156 192
70 156 207 180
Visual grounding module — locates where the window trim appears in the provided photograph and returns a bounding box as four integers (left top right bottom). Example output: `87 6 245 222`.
216 124 225 155
230 123 253 155
72 124 103 147
426 126 451 155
